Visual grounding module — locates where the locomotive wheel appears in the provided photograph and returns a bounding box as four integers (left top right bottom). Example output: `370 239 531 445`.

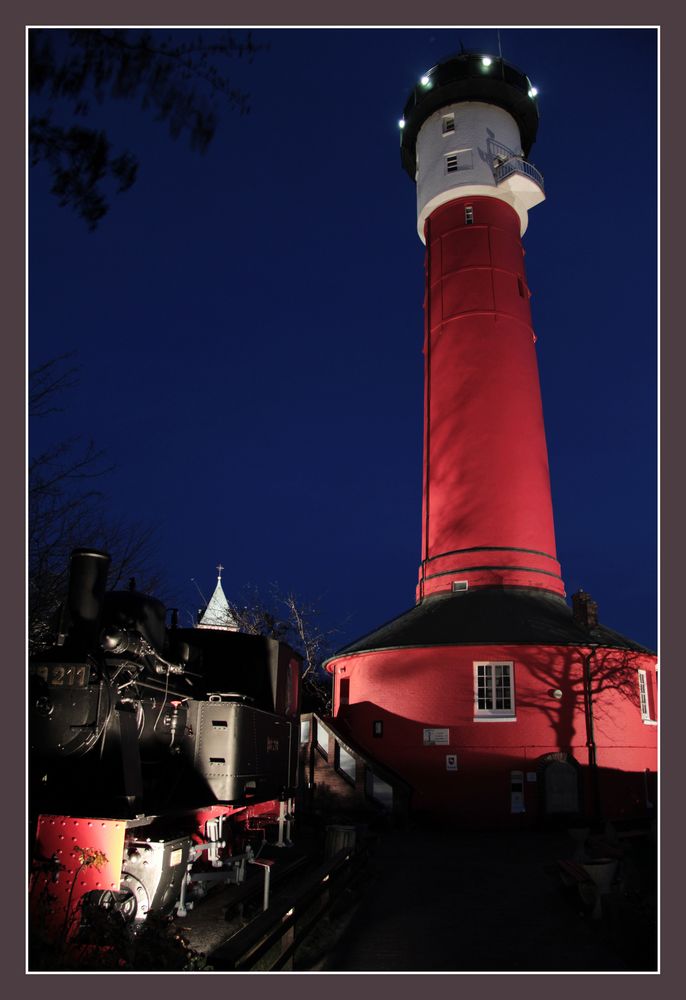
84 888 138 923
113 889 138 922
120 871 151 919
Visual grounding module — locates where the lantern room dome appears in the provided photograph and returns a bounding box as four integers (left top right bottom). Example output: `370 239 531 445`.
400 52 540 179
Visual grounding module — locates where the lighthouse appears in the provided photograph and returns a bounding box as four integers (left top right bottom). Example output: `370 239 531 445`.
323 52 657 827
404 56 561 602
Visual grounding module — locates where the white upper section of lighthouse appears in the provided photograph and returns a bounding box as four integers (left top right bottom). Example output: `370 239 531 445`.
415 101 545 241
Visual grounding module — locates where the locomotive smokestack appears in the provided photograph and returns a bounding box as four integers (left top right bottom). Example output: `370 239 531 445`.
59 548 111 649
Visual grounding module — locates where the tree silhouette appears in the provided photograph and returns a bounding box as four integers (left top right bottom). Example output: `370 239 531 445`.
221 584 336 713
29 28 267 227
29 354 161 651
512 643 645 754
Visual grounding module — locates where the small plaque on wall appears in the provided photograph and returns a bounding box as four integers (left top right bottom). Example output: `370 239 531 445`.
446 754 458 771
526 772 537 782
423 727 449 745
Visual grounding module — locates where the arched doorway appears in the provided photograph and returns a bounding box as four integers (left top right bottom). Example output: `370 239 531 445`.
538 753 581 817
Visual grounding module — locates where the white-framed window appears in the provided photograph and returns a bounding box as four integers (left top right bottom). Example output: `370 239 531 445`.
335 743 356 784
365 769 394 810
445 149 473 175
474 661 515 718
637 669 656 724
315 719 329 757
442 114 455 134
465 205 474 225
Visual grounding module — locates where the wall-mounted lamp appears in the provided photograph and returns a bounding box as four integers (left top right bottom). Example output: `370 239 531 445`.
551 689 563 700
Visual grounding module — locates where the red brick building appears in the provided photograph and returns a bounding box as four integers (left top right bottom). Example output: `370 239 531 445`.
323 53 657 829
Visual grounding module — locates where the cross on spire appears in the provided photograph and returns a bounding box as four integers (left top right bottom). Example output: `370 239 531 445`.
216 563 224 579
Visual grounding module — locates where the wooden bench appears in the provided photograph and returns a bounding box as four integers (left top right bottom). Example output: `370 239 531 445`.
557 859 593 887
557 860 603 918
585 836 623 860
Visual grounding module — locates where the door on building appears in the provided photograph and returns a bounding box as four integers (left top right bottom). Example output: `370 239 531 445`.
542 759 580 814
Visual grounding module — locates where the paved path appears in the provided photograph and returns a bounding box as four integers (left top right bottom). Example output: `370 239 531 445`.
319 825 656 972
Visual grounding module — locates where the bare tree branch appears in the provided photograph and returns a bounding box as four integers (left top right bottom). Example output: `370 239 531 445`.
29 353 79 417
223 584 336 713
29 354 162 652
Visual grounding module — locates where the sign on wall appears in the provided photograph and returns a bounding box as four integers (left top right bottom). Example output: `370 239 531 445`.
510 770 526 813
423 728 450 745
446 754 458 771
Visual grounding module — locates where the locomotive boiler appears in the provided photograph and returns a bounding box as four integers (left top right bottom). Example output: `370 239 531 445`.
29 548 301 938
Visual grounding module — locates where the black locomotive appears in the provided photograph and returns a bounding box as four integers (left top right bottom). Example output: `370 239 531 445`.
29 548 301 935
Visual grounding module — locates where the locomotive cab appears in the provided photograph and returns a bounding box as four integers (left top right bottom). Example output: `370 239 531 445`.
30 549 301 818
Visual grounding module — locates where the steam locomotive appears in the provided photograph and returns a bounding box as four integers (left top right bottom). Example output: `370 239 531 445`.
29 548 301 937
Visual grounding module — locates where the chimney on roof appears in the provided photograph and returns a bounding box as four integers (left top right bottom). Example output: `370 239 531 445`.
572 589 599 630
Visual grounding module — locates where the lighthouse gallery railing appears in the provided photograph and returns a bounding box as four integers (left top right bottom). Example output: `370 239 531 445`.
493 157 545 191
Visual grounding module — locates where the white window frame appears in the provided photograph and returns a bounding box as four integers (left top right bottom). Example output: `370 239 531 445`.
638 669 657 724
365 769 394 809
474 661 516 720
442 113 455 135
445 149 473 175
315 719 329 757
334 742 356 785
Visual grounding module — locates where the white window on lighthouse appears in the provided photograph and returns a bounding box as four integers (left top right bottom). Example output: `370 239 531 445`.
442 113 455 134
637 669 656 724
474 662 515 719
445 150 473 175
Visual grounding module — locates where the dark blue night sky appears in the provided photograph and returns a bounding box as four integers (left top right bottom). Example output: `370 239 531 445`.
29 27 658 652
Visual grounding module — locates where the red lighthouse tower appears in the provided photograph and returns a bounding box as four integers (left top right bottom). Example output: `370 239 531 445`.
324 53 657 827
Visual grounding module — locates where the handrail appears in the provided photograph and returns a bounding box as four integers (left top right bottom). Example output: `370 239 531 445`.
494 158 544 190
210 846 365 971
312 713 413 798
489 138 519 161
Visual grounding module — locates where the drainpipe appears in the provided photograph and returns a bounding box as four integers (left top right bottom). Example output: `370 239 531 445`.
582 644 602 823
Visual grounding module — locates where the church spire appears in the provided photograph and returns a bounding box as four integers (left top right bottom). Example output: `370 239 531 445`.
197 563 239 630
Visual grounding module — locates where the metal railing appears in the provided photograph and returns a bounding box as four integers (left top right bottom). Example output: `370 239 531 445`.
493 157 544 191
209 845 368 971
489 138 518 161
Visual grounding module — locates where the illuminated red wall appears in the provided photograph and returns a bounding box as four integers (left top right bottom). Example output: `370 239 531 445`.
325 193 657 827
418 197 563 600
329 645 657 825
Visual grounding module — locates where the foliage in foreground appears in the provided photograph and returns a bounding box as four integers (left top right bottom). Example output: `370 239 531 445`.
29 27 266 227
30 908 213 972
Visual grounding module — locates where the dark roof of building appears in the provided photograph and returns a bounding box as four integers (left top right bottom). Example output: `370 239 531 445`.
325 587 654 666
